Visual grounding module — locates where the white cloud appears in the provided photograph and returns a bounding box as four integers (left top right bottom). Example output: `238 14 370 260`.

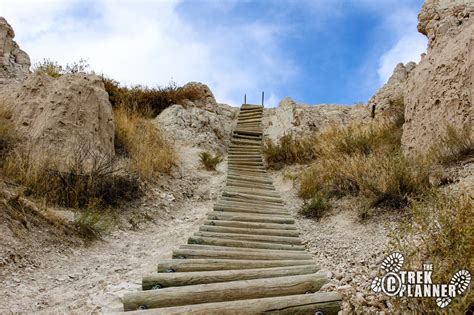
376 6 427 84
0 0 296 107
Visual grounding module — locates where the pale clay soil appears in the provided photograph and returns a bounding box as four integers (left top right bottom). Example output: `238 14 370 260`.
0 148 400 314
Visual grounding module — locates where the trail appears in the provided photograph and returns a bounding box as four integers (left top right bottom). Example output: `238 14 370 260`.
0 146 227 314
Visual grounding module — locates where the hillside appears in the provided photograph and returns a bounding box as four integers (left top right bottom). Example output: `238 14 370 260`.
0 0 472 313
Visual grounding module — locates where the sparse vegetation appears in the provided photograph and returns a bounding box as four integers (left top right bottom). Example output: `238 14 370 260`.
0 104 16 159
1 144 141 208
390 189 473 313
75 207 112 240
114 105 176 179
297 117 430 209
32 58 90 78
428 125 473 166
199 151 222 171
263 133 317 169
103 77 204 118
299 193 331 219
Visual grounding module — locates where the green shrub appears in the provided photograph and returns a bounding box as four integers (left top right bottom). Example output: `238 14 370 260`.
299 194 331 219
75 207 111 239
199 152 222 171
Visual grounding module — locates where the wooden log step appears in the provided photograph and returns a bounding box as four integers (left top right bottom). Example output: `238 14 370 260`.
222 191 283 204
241 104 263 109
214 207 287 216
123 292 341 315
238 113 262 117
214 205 286 215
227 159 263 167
142 265 319 290
231 140 261 146
225 181 275 190
123 273 327 311
181 243 304 253
199 225 299 237
207 212 294 224
220 196 284 208
215 203 286 213
172 248 311 261
229 145 261 150
157 259 315 272
223 187 281 197
187 237 304 251
227 167 266 173
227 174 272 184
194 232 302 245
237 118 262 124
232 135 262 141
226 173 269 180
217 198 285 209
216 200 285 210
228 157 263 162
227 166 265 172
233 130 262 136
204 220 297 230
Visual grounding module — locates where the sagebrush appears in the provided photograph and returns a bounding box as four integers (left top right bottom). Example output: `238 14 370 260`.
199 152 222 171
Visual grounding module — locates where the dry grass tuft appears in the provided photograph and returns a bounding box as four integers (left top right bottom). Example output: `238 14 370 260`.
390 189 473 313
263 133 317 170
32 58 90 78
114 106 176 180
0 104 16 159
199 151 222 171
297 117 430 209
2 145 141 208
428 125 473 166
103 78 204 118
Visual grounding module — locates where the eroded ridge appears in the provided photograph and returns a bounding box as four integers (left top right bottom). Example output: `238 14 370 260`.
121 104 342 314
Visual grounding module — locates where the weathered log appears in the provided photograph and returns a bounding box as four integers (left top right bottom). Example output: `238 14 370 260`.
207 211 294 224
187 236 304 251
221 196 284 207
156 259 315 272
172 248 311 260
226 174 272 184
123 273 328 311
199 225 299 237
217 199 285 210
225 180 275 190
214 205 288 215
123 292 341 315
194 231 302 245
181 244 304 253
222 191 283 204
142 265 320 290
203 220 297 230
223 187 281 198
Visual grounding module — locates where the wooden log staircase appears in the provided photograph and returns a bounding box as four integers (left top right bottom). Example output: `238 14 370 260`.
120 104 342 314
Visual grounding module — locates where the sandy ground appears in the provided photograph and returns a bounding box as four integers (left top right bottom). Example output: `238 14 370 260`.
0 146 227 314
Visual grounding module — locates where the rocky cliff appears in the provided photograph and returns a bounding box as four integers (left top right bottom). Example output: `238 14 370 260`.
402 0 473 155
0 17 30 83
262 98 368 142
155 83 238 153
0 73 115 168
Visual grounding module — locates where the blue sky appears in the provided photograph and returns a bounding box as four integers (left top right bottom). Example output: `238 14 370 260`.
1 0 427 107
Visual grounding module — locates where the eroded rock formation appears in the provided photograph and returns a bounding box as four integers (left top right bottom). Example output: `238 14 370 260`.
0 17 30 83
